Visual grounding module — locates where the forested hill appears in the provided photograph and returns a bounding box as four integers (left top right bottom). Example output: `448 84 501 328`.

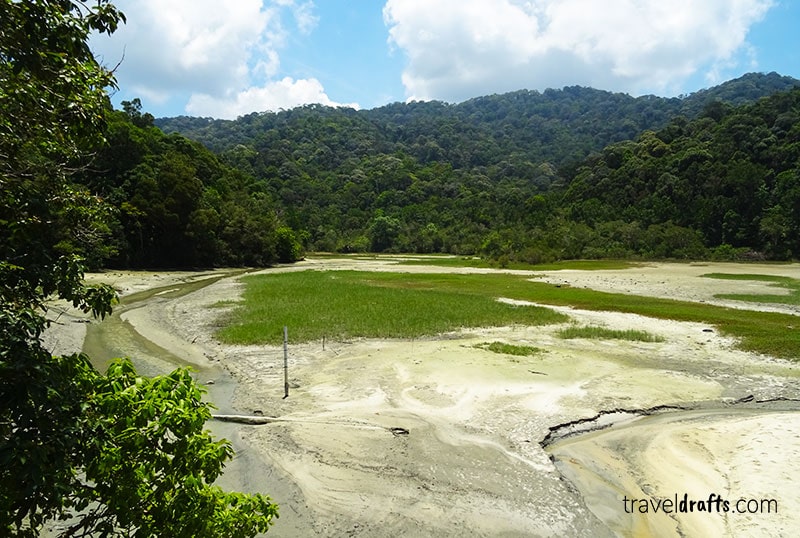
76 103 303 269
76 73 798 268
560 88 800 260
138 72 800 262
157 72 798 172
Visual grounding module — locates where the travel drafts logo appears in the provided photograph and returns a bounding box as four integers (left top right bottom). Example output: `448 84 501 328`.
622 493 778 515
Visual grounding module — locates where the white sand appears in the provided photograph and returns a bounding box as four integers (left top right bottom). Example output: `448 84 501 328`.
535 261 800 315
549 409 800 537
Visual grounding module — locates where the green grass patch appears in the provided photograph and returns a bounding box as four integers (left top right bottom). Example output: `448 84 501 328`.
556 326 665 342
306 253 637 271
702 273 793 283
210 299 242 308
701 273 800 306
218 270 800 360
395 256 494 269
358 271 800 360
216 271 568 345
473 341 543 356
396 257 638 271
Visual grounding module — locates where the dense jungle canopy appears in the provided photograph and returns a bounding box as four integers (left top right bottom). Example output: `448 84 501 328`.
84 72 800 266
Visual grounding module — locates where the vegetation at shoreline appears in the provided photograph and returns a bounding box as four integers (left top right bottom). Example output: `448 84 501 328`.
24 68 793 271
395 257 639 271
56 72 800 270
556 326 665 342
219 270 800 360
702 273 800 306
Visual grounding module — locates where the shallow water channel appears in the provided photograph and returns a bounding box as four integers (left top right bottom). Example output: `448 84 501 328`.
80 272 279 507
83 274 229 377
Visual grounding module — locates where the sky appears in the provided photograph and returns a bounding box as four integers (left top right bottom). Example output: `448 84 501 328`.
89 0 800 120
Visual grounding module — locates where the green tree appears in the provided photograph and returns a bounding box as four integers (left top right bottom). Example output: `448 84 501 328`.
275 226 303 263
0 1 278 535
121 97 155 128
81 107 290 269
368 214 402 252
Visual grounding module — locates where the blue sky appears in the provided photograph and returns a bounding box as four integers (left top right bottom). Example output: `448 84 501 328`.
90 1 800 119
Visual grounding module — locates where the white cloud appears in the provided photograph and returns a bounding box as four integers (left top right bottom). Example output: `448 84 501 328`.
94 0 271 97
186 77 359 118
383 0 775 101
291 1 320 34
91 0 349 117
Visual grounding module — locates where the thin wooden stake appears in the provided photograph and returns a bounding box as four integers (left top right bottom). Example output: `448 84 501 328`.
283 326 289 399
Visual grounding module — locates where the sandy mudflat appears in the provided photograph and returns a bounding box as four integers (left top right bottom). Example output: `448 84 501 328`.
535 261 800 315
49 258 800 537
548 407 800 537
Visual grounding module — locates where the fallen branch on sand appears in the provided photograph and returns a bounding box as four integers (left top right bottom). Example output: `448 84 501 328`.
211 414 409 436
212 414 282 425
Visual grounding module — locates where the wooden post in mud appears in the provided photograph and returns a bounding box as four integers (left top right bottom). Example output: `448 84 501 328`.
283 326 289 399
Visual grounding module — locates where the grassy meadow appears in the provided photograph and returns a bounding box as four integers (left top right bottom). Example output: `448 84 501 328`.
702 273 800 306
216 270 568 345
216 269 800 360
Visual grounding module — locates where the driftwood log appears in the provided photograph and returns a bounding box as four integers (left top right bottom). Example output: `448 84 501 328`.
212 414 410 436
212 414 282 425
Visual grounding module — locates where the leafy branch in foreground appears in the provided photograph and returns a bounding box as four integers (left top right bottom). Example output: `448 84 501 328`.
66 359 277 537
1 0 278 535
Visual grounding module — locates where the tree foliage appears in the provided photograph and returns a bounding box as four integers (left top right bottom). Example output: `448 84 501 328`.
78 107 302 268
1 1 278 535
562 89 800 259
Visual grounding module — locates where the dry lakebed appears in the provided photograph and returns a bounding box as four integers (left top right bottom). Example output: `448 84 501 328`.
43 257 800 537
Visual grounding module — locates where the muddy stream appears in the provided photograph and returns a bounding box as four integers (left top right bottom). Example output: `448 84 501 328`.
76 272 307 531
